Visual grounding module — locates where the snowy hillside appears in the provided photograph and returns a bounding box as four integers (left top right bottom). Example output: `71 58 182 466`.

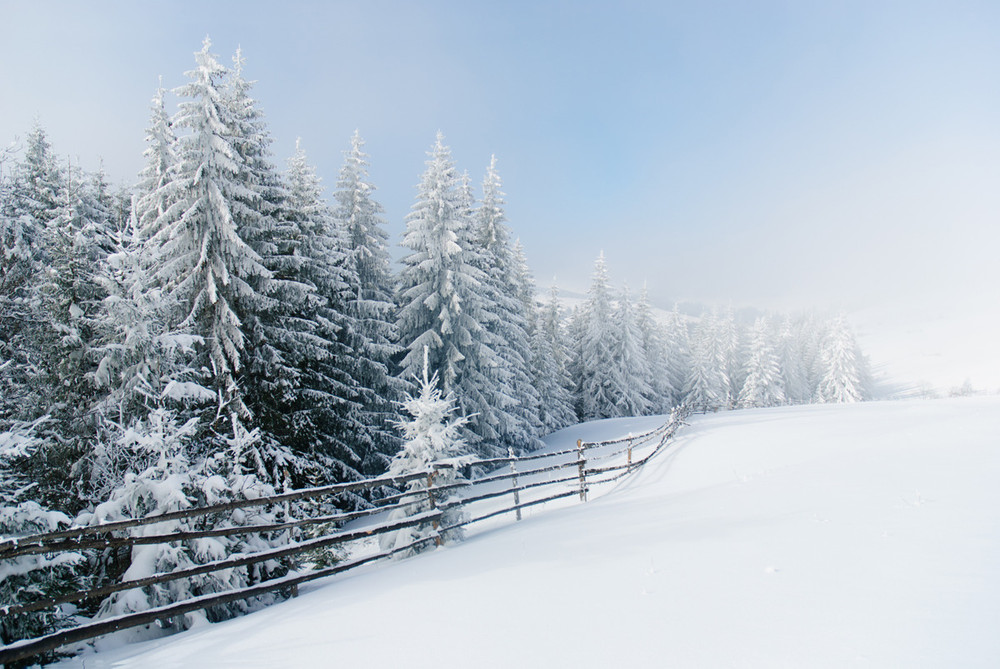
61 397 1000 668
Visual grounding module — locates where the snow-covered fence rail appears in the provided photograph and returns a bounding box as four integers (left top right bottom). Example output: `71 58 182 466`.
0 407 688 666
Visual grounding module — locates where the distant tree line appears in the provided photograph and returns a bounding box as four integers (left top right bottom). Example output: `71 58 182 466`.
0 38 872 650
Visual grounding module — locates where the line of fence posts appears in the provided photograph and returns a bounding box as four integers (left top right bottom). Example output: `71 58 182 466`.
0 409 688 667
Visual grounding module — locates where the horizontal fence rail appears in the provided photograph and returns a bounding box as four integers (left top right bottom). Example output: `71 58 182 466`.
0 407 689 666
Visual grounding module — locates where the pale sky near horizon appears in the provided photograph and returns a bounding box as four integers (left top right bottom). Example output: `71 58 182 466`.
2 0 998 317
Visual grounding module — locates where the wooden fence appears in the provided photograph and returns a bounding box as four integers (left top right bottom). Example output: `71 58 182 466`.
0 407 688 666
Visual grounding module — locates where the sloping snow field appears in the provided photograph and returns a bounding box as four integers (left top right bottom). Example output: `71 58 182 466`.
62 397 1000 668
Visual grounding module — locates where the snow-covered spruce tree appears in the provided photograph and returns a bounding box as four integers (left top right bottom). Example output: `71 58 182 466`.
777 315 810 404
0 144 45 426
396 134 502 457
470 158 541 452
683 310 729 412
635 285 673 413
611 283 653 417
276 138 375 497
10 150 118 511
509 240 545 443
662 305 691 406
573 252 620 420
533 284 576 432
737 317 786 409
148 38 270 427
714 307 743 409
814 315 869 404
333 131 405 474
0 416 87 652
134 83 178 252
86 204 217 502
218 51 337 490
796 313 829 400
0 126 62 424
38 161 115 415
88 409 293 639
379 349 469 558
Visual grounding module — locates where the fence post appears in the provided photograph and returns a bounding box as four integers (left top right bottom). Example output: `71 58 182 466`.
627 434 633 473
508 447 522 521
426 470 442 547
577 439 587 502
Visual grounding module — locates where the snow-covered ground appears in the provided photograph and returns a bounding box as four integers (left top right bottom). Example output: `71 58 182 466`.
60 396 1000 668
854 296 1000 397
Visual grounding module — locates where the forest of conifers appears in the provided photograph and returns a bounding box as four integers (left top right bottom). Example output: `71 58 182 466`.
0 39 871 649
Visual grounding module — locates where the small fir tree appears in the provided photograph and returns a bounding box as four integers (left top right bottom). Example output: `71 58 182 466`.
379 349 469 557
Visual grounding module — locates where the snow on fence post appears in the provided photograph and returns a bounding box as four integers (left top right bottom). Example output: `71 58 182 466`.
508 447 522 521
627 433 634 473
426 470 442 547
577 439 587 502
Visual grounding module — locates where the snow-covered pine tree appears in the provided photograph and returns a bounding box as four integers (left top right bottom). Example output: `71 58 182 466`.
396 134 501 457
610 283 653 417
683 310 728 412
87 409 292 640
333 131 404 474
217 50 340 490
662 304 691 407
86 201 216 502
635 285 672 414
777 315 810 404
737 316 786 408
9 124 64 231
533 284 576 432
508 241 545 443
379 349 469 557
38 159 115 415
1 126 62 423
574 252 620 419
796 313 829 400
815 315 869 404
149 38 271 425
134 82 177 246
470 157 541 452
277 138 374 495
0 416 87 651
715 307 742 409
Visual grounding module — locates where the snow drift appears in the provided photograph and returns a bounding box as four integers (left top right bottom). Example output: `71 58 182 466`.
61 397 1000 668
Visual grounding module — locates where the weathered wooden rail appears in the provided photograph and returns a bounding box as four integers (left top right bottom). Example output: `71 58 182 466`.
0 407 688 666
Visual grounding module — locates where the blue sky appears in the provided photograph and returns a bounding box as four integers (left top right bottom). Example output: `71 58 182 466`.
2 0 998 312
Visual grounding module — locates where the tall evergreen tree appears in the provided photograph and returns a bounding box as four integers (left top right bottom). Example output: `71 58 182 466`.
0 132 52 422
134 83 177 246
396 134 502 456
149 38 271 425
683 311 728 412
777 316 810 404
662 305 691 406
275 138 368 488
635 285 672 413
610 283 652 417
333 131 404 473
574 252 619 419
533 285 576 432
815 315 869 404
222 49 338 487
737 317 786 408
471 159 541 451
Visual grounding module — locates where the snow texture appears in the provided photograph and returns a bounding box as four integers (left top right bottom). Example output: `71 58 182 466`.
57 396 1000 668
